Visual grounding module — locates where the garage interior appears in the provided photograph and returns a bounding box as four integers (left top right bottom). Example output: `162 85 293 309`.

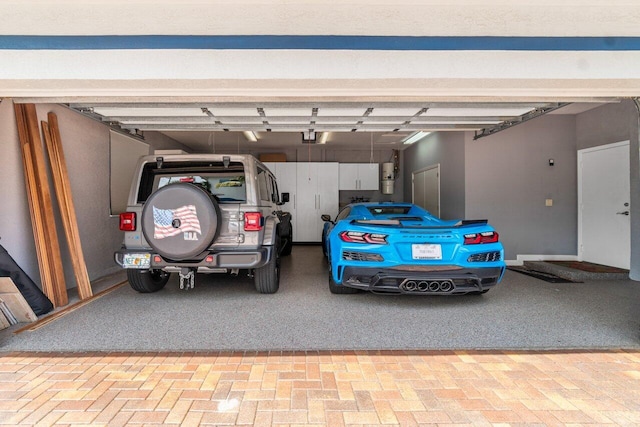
1 1 640 425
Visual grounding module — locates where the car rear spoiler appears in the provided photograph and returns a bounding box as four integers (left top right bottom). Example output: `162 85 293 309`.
350 219 488 228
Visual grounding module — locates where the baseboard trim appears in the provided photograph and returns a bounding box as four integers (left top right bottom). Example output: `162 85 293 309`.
506 254 579 266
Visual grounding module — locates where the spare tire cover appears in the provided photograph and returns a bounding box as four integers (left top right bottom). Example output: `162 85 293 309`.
141 183 221 260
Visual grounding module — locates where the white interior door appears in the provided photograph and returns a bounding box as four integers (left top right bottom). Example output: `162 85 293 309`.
579 141 630 269
412 164 440 217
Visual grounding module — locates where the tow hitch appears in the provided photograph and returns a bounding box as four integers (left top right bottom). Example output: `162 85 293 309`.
179 268 196 290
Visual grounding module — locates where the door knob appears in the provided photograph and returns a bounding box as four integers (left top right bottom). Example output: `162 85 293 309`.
616 211 630 216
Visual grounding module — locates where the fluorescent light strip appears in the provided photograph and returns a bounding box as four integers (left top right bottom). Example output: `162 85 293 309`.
243 131 258 142
318 132 329 144
403 131 431 145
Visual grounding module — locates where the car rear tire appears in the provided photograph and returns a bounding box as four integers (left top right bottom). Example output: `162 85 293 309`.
328 271 359 294
141 183 221 261
321 233 328 258
254 245 280 294
127 269 171 293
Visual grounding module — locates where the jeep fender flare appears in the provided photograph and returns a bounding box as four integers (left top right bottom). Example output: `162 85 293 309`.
261 215 280 246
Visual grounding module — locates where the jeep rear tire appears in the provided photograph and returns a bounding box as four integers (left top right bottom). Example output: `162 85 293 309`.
141 183 221 260
128 269 171 293
281 224 293 256
254 246 280 294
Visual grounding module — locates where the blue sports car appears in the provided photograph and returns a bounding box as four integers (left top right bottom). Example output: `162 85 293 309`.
321 203 505 295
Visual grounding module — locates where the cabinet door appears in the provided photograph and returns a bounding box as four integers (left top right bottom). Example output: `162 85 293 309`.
317 163 339 220
263 162 276 173
275 163 297 214
358 163 380 190
295 163 320 242
338 163 359 190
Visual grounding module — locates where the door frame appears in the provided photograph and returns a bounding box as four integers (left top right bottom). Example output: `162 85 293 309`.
412 163 440 217
577 140 630 264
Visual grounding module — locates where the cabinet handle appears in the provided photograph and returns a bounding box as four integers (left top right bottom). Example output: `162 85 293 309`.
318 194 321 208
293 194 296 209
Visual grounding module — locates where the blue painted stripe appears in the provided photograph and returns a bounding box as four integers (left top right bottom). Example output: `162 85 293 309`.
1 35 640 51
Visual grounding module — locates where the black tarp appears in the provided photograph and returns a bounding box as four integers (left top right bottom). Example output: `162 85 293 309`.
0 244 53 316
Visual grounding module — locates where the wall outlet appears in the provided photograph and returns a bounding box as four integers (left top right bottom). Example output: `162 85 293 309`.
545 199 553 207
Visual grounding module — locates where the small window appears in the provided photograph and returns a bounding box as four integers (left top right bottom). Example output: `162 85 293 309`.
269 176 279 203
336 207 351 221
257 168 270 202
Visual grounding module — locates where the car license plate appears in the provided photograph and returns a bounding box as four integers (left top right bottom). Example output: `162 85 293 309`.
122 253 151 269
412 244 442 260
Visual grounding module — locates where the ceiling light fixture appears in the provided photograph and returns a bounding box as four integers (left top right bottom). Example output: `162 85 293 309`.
243 131 258 142
402 131 431 145
318 132 329 144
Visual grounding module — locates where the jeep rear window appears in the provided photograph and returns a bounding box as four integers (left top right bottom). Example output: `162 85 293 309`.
137 161 246 203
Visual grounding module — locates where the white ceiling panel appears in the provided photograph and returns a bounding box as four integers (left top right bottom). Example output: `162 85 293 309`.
207 107 260 116
93 107 207 117
266 117 314 124
316 108 368 117
262 107 313 116
425 107 534 117
368 108 424 117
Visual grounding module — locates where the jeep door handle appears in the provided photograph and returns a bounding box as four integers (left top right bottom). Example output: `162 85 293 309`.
616 211 630 216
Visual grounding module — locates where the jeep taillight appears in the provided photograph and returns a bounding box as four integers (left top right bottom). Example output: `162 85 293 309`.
464 231 499 245
244 212 263 231
339 231 387 244
119 212 136 231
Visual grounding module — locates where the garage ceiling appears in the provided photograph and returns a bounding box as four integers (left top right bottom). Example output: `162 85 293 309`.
68 101 606 151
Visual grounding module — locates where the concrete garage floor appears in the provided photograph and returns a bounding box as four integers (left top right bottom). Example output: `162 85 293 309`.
1 246 640 352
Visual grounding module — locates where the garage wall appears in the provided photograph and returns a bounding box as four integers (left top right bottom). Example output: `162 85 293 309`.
402 132 466 220
465 115 577 260
0 102 187 291
577 102 636 150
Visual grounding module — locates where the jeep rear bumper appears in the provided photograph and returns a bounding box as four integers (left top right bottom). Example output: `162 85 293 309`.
115 247 273 271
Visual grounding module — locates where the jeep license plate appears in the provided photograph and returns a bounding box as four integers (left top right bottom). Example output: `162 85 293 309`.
123 253 151 269
412 244 442 260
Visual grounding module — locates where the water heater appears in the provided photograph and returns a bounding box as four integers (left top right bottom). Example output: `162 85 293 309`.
381 162 394 194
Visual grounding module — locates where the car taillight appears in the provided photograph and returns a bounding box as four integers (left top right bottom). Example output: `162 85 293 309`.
339 231 387 244
464 231 499 245
244 212 263 231
119 212 136 231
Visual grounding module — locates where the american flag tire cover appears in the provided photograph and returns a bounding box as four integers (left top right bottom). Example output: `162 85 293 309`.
141 183 220 260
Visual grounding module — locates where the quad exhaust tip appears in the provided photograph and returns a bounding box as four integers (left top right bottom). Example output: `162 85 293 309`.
400 279 455 293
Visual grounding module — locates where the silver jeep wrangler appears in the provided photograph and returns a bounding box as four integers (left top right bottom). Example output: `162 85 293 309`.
114 154 292 293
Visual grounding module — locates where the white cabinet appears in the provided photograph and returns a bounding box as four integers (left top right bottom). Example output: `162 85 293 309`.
264 162 296 213
296 163 339 242
339 163 379 190
264 161 339 242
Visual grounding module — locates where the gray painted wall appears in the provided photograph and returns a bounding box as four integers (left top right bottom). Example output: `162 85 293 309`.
0 102 187 290
465 115 577 260
402 132 465 220
576 102 634 150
